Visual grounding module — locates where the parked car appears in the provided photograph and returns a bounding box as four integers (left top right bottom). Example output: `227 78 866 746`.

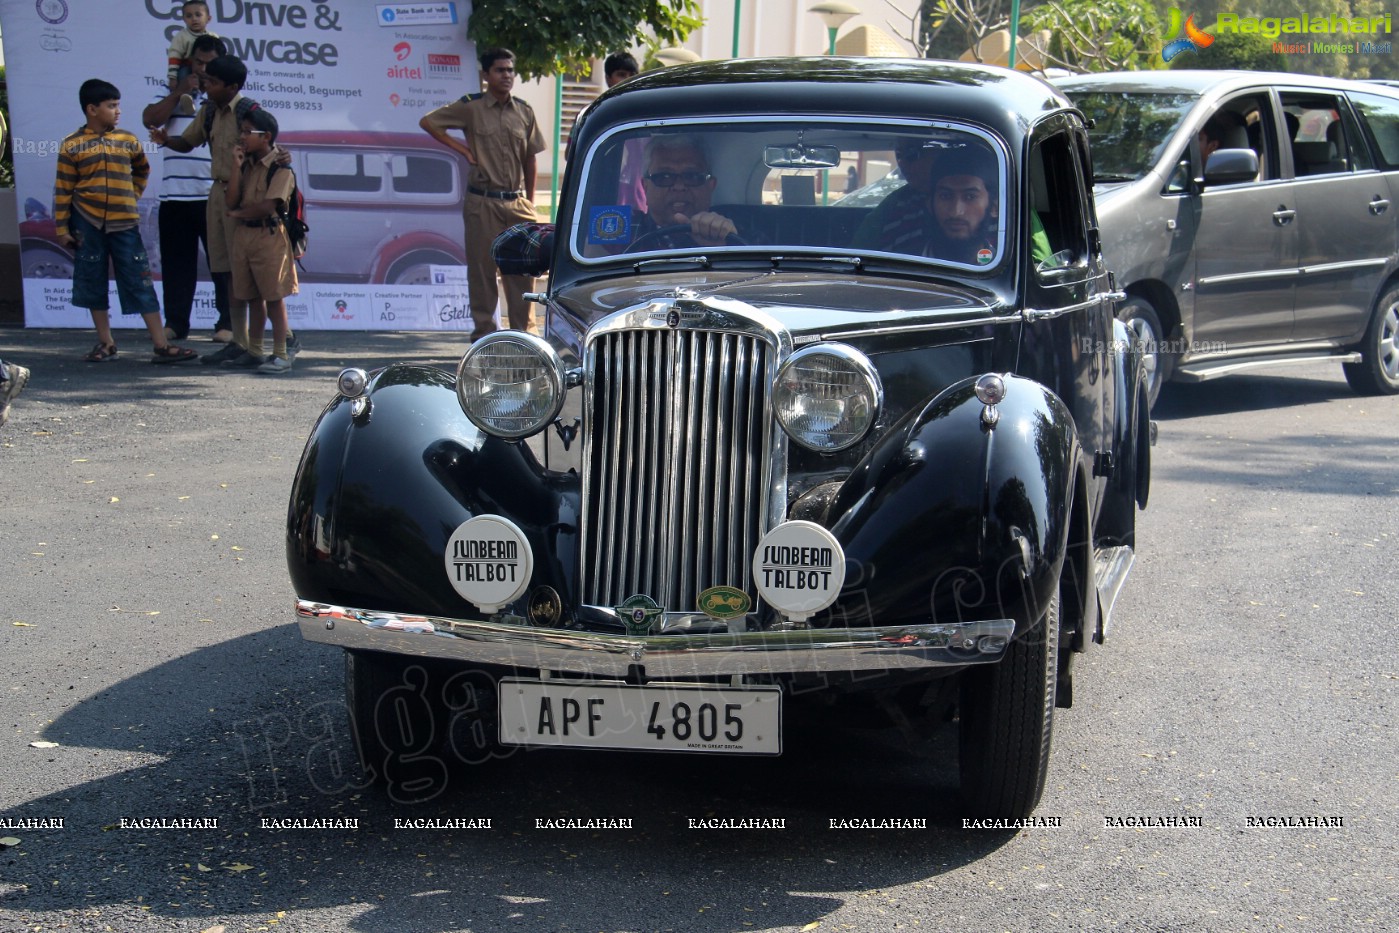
287 59 1151 819
277 131 468 284
1057 70 1399 405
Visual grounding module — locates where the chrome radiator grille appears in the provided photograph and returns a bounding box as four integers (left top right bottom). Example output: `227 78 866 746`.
581 326 774 612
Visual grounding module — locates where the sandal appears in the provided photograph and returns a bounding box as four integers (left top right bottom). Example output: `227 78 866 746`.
84 343 118 362
151 344 199 364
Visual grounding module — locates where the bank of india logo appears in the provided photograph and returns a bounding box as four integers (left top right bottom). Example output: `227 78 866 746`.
1162 8 1215 62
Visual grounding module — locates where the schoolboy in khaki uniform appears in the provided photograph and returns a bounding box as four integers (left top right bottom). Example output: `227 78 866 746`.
226 107 298 374
419 47 545 339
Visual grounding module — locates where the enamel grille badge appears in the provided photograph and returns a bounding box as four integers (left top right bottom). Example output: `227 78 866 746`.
698 586 751 620
616 594 663 635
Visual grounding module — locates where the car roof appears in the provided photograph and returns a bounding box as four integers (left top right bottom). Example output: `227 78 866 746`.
579 57 1072 144
1055 69 1393 97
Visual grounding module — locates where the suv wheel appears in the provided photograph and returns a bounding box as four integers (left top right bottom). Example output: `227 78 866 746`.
958 579 1060 820
1343 286 1399 395
1118 298 1170 409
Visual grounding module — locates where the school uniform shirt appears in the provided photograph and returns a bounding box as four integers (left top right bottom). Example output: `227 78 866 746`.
421 92 546 194
54 126 150 239
230 147 298 301
177 92 246 183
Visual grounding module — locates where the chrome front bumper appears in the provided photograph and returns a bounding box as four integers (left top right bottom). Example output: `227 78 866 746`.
295 600 1015 677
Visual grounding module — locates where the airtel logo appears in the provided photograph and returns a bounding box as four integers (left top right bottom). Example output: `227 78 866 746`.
393 42 411 61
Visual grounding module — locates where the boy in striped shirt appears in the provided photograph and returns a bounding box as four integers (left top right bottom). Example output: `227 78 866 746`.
56 79 198 363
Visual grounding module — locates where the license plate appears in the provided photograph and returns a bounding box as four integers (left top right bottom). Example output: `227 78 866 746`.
498 679 781 755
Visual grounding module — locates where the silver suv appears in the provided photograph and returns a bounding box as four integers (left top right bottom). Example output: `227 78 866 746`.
1058 70 1399 405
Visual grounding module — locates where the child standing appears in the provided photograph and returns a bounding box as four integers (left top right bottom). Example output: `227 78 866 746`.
55 79 198 364
167 1 218 89
226 107 298 374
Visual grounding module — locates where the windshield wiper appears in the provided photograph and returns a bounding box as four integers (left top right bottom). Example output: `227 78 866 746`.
633 255 711 272
770 255 863 271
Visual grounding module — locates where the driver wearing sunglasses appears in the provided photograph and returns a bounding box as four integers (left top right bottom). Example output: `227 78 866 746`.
636 135 740 248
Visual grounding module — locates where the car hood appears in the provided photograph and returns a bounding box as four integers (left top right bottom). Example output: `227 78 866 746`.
553 270 1009 340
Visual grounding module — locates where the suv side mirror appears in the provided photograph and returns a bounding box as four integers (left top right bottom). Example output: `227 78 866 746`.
1202 148 1260 187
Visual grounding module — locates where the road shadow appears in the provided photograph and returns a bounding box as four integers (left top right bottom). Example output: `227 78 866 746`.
1152 369 1354 421
1 628 1022 931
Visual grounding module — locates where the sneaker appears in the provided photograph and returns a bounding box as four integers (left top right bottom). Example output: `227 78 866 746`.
286 332 303 360
0 365 31 428
202 342 245 365
257 355 292 375
221 348 267 369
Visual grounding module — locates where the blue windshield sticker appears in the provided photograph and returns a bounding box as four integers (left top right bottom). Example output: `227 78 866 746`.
588 206 632 245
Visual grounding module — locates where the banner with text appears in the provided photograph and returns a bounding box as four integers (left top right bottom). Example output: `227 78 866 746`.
0 0 487 331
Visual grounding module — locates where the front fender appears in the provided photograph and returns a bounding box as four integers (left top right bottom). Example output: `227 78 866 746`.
286 364 580 618
821 375 1078 639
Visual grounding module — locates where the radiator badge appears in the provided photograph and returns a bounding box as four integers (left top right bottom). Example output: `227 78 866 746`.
617 594 664 635
698 585 751 620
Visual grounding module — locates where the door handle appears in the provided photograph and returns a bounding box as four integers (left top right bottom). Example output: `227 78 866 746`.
1370 197 1390 215
1272 207 1296 225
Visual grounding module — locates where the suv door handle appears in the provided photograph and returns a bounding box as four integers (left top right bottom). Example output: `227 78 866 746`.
1370 197 1390 215
1273 207 1296 225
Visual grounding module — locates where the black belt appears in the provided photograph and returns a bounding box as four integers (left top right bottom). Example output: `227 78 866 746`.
468 186 523 200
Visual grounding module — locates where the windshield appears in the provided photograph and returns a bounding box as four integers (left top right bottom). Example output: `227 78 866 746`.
571 120 1009 271
1064 91 1198 182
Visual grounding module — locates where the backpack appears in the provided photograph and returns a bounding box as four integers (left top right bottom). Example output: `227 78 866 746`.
203 96 261 137
267 162 308 260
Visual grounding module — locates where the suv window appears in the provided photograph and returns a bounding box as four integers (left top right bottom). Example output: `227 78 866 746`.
1350 91 1399 168
1282 91 1372 175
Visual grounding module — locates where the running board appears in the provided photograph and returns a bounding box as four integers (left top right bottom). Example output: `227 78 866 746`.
1093 545 1135 643
1174 351 1360 383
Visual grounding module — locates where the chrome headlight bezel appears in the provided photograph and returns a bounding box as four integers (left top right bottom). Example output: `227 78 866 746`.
773 343 883 453
455 331 567 439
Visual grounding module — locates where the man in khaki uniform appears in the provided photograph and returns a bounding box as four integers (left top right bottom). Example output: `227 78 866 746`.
420 47 546 339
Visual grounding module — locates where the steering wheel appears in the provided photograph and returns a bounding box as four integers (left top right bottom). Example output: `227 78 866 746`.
623 223 748 254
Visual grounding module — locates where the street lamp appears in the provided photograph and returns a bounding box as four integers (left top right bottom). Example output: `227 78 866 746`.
808 1 860 55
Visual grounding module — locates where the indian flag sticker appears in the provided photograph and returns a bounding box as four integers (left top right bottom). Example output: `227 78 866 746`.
976 248 994 265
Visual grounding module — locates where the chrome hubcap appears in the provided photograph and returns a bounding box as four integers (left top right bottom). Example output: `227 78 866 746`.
1380 302 1399 382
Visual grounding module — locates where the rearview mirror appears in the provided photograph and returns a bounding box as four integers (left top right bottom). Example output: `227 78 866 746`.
764 143 842 169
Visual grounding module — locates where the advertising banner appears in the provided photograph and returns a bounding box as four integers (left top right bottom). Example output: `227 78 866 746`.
0 0 486 331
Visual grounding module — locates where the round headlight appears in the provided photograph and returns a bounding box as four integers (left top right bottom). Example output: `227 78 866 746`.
455 332 566 439
773 344 882 452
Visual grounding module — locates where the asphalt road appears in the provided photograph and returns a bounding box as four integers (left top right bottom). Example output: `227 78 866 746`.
1 326 1395 932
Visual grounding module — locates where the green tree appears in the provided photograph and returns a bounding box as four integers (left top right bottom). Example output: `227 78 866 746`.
1024 0 1164 72
469 0 702 80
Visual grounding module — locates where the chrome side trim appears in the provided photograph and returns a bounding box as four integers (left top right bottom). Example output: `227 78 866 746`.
1174 350 1361 382
1093 545 1135 640
1196 267 1300 287
805 312 1016 344
1024 294 1117 322
296 600 1015 676
1298 258 1388 276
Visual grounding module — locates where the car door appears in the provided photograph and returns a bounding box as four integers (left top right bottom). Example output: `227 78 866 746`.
1189 90 1298 350
1283 89 1395 344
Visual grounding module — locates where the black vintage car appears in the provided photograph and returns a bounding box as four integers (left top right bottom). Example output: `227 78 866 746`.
287 58 1152 819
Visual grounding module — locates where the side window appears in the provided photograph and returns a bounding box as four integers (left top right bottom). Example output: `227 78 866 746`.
1347 91 1399 169
1196 93 1275 184
1282 91 1370 176
1028 130 1088 276
304 151 385 195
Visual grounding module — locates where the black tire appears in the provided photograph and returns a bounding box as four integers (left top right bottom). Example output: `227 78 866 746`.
1343 286 1399 395
1118 298 1170 409
344 650 451 803
958 582 1060 820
